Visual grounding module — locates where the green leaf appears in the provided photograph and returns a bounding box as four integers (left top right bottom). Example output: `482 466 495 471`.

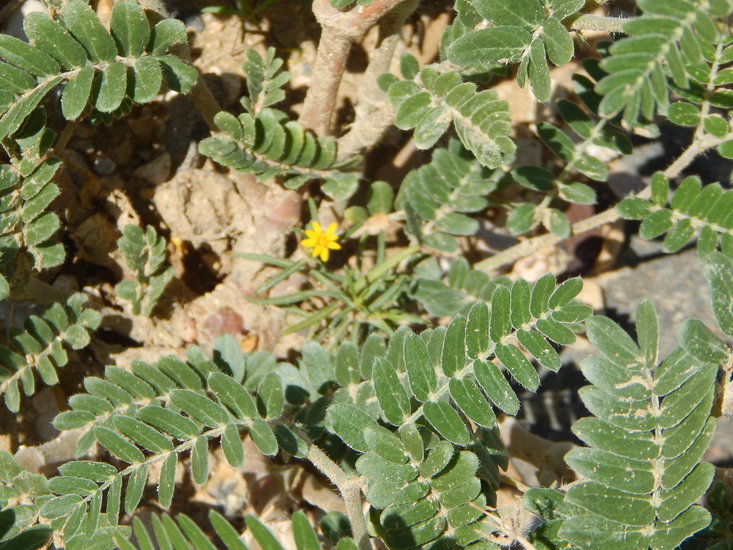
24 13 87 70
356 453 418 484
159 55 198 94
585 316 641 368
95 61 128 113
474 360 519 415
64 0 117 62
565 448 654 494
449 378 496 428
0 35 60 77
191 436 209 484
507 203 537 235
137 406 201 439
667 102 700 126
651 506 711 550
495 343 539 390
124 465 147 513
149 19 188 56
559 182 597 204
158 453 176 508
678 319 729 365
447 27 530 67
62 66 95 120
245 515 285 550
466 302 489 359
0 76 63 139
404 332 437 402
170 389 228 427
373 358 410 425
207 372 256 419
327 403 380 452
566 481 655 526
257 372 284 419
473 0 544 27
221 423 244 467
210 510 248 550
95 427 144 464
423 400 470 445
113 415 173 453
571 417 657 461
292 511 320 550
0 61 34 94
704 252 733 337
542 16 574 65
441 315 466 377
528 39 551 102
110 0 150 57
131 57 163 103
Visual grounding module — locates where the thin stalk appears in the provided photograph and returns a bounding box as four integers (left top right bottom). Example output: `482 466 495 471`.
475 133 730 273
307 444 372 550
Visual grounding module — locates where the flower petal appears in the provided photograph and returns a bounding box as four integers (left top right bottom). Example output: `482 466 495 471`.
319 247 329 262
327 241 341 250
311 221 322 234
325 222 338 236
301 238 316 247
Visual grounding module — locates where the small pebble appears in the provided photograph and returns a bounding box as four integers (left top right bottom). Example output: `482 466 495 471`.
93 155 116 176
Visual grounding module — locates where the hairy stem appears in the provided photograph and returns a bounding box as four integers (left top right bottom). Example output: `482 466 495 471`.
300 0 417 136
307 444 372 550
299 27 353 135
475 133 730 273
338 0 419 158
568 13 628 33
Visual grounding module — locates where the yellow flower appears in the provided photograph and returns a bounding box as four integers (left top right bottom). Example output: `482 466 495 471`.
301 221 341 262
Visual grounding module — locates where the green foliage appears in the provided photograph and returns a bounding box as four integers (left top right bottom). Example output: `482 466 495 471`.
398 139 502 252
200 48 360 200
44 335 302 541
0 111 64 297
0 0 196 138
361 438 493 548
617 172 733 258
445 0 584 101
561 303 723 548
115 225 174 317
242 244 423 343
594 0 732 125
115 510 359 550
525 294 730 549
240 48 291 115
0 1 732 550
379 55 515 168
331 272 591 437
411 257 510 317
0 293 101 412
0 451 52 549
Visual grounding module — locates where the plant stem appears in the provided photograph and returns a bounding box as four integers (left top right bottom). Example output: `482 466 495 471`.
299 27 353 135
475 134 730 273
300 0 418 135
568 13 628 33
307 443 372 550
337 0 418 158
